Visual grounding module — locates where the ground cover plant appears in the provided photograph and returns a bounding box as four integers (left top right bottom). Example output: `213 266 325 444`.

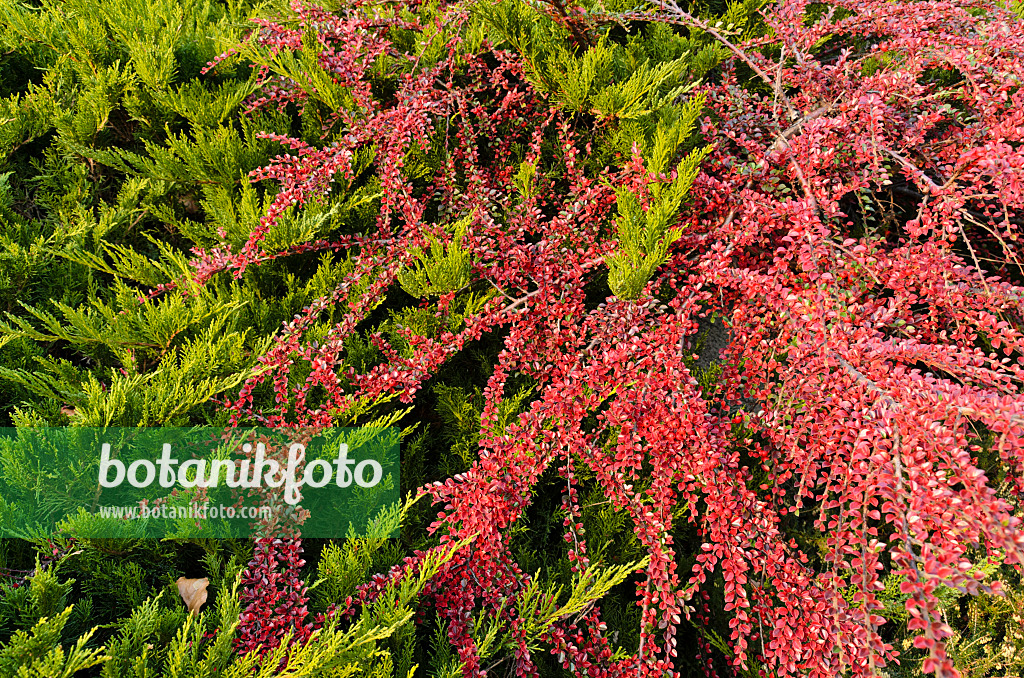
0 0 1023 675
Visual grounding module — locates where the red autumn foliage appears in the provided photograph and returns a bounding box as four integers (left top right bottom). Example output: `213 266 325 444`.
205 0 1024 675
234 538 316 658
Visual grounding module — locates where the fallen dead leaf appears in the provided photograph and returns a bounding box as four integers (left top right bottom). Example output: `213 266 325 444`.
176 576 209 615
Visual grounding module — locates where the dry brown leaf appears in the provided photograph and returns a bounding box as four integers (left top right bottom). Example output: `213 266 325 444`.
176 576 209 615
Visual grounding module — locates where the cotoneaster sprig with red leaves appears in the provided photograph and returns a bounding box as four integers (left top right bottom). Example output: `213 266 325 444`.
641 0 1024 674
188 0 1024 675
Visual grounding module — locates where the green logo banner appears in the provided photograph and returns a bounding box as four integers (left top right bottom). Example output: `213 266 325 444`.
0 427 400 538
